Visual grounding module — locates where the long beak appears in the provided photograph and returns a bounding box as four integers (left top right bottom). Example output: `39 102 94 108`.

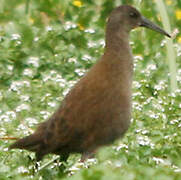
140 16 171 38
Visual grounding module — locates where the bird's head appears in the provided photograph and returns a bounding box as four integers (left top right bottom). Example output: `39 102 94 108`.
107 5 170 37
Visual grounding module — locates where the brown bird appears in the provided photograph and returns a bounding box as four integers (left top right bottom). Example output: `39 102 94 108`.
9 5 170 161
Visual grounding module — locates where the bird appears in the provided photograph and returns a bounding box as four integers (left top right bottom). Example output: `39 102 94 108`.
9 5 170 162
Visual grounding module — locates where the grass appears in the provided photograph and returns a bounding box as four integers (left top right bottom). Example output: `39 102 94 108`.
0 0 181 179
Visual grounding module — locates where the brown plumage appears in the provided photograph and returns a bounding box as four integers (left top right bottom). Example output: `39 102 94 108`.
9 5 170 161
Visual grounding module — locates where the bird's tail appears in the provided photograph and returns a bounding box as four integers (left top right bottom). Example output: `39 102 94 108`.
9 133 43 152
9 122 47 152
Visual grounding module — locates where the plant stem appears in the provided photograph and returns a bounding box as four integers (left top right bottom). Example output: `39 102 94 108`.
155 0 177 92
25 0 30 14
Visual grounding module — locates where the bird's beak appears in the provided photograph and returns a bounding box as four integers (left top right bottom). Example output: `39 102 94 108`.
139 16 171 38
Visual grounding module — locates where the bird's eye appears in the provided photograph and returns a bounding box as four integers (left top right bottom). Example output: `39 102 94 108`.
129 12 138 18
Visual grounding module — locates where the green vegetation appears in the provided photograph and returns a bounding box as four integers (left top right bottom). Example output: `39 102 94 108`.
0 0 180 179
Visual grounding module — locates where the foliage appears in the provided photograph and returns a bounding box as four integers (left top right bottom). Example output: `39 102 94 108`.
0 0 180 179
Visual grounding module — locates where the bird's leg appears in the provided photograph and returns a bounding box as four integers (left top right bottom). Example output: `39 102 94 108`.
26 155 39 174
80 150 96 162
56 153 69 174
60 152 69 162
32 161 41 174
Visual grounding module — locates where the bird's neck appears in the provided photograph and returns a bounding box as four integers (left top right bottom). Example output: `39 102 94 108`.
102 28 133 93
105 28 131 56
104 27 133 71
